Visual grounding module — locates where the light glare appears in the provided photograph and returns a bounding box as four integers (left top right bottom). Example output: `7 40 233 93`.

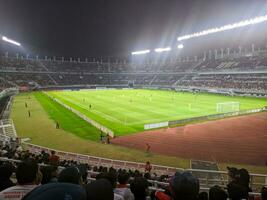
131 50 150 55
154 47 171 53
177 15 267 41
2 36 21 46
177 44 184 49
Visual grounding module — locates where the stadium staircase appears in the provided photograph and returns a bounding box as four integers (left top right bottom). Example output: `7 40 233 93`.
0 119 17 143
38 61 58 85
149 75 157 85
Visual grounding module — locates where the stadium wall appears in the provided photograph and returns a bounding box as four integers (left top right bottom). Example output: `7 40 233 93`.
168 107 267 127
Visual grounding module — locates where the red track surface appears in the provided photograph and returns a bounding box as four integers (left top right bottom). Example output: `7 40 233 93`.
112 112 267 166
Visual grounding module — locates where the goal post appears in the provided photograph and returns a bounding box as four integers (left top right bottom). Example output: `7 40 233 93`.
216 102 240 113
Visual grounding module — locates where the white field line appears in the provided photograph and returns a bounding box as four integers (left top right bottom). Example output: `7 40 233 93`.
53 95 125 124
43 92 114 137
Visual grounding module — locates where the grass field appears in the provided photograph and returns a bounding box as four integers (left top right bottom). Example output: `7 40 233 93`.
11 91 267 174
47 89 267 137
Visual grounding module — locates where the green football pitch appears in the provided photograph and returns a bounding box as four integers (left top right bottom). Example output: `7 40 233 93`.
46 89 267 136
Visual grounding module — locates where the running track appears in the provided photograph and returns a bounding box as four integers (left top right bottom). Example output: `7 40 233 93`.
112 112 267 166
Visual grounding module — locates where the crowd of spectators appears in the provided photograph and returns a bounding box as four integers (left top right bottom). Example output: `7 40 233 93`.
176 74 267 92
0 54 267 92
0 143 267 200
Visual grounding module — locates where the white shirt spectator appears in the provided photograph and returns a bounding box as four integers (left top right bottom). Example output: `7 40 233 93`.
114 187 134 200
114 192 124 200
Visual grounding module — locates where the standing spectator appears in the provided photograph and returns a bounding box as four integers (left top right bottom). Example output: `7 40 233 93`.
145 161 152 173
49 150 59 165
0 160 41 200
130 177 149 200
0 163 15 192
114 171 134 200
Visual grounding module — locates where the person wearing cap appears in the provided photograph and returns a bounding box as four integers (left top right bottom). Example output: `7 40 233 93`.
0 160 41 200
153 171 199 200
58 167 82 185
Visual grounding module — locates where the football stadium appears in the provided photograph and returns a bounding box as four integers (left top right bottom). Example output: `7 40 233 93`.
0 1 267 199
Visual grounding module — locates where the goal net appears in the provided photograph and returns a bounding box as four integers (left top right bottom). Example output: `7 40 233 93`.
216 102 240 113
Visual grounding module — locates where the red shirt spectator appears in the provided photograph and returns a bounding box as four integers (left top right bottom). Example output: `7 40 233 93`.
145 161 152 173
49 151 59 165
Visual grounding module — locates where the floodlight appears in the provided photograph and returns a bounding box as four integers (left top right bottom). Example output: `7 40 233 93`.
177 44 184 49
131 50 150 55
154 47 171 53
2 36 21 46
177 14 267 41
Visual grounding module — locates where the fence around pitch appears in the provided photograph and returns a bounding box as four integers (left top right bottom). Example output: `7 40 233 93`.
23 142 267 191
24 142 182 175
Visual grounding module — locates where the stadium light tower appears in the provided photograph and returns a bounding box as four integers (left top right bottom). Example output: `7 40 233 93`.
177 14 267 41
131 49 150 55
2 36 21 46
154 47 171 53
177 44 184 49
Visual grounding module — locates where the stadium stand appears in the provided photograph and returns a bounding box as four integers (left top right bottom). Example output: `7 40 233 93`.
0 46 267 94
0 142 266 200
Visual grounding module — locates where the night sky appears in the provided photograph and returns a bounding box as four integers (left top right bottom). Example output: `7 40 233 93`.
0 0 267 58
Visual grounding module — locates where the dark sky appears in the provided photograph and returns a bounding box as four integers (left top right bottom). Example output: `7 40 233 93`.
0 0 267 58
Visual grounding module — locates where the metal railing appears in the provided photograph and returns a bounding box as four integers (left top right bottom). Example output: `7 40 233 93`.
23 142 267 191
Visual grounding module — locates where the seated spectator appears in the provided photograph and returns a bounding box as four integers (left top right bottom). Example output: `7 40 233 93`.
0 163 15 192
114 171 134 200
49 150 59 165
261 187 267 200
58 167 82 185
22 182 86 200
0 159 41 200
198 192 208 200
86 179 114 200
169 171 199 200
96 172 124 200
130 177 149 200
40 165 58 185
77 164 88 185
209 185 228 200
